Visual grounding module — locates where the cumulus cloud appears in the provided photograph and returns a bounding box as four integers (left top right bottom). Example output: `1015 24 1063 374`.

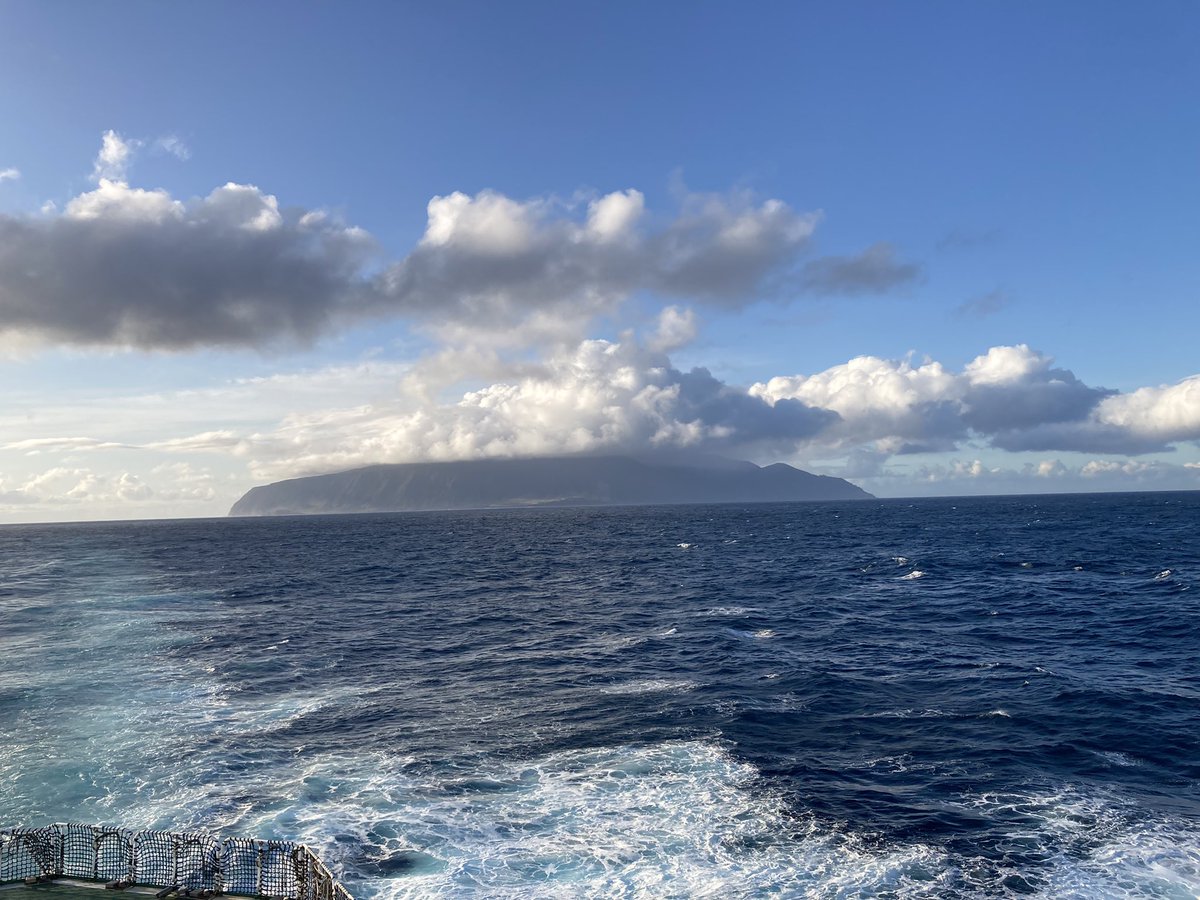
2 132 926 355
0 178 376 348
960 344 1113 436
751 353 964 453
4 336 1197 515
376 188 823 342
647 305 698 353
752 344 1198 457
92 130 139 182
0 168 19 183
0 461 225 513
2 467 152 505
897 455 1200 495
238 334 837 479
0 133 921 351
1094 376 1200 443
102 340 1188 484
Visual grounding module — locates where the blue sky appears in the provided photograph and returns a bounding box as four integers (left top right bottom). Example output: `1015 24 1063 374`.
2 1 1199 521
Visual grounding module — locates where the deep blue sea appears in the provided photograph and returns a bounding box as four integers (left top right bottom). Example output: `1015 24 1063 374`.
2 493 1198 898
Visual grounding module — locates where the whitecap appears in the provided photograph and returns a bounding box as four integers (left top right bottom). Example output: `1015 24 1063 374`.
598 678 699 696
899 570 926 580
865 707 951 719
696 606 754 617
676 542 692 550
1155 569 1172 580
1092 749 1139 767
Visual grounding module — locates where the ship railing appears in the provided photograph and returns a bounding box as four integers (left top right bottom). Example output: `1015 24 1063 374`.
0 825 352 900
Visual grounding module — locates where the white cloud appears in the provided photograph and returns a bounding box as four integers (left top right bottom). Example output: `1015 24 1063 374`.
92 130 139 182
28 340 1186 493
1080 459 1161 478
0 167 19 183
963 343 1049 385
1095 375 1200 443
147 430 252 454
647 305 698 353
422 190 538 253
3 467 151 505
1035 459 1067 478
380 187 827 348
198 182 283 231
586 189 644 241
751 354 961 452
893 455 1200 496
230 334 834 480
3 335 1198 519
3 436 130 453
65 178 183 223
155 135 191 161
751 345 1133 454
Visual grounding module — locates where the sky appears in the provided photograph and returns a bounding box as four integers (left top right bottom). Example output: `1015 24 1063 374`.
1 1 1199 523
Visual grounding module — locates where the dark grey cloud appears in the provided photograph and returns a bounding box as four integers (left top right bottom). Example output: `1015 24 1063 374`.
936 227 1003 252
376 190 821 326
962 368 1112 433
0 183 377 349
989 422 1171 455
799 243 921 296
954 289 1011 319
672 366 839 442
0 182 843 349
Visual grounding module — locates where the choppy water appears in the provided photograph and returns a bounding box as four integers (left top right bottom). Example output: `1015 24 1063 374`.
1 492 1198 898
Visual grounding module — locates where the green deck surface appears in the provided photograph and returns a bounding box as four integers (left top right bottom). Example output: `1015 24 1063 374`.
1 886 129 900
1 885 251 900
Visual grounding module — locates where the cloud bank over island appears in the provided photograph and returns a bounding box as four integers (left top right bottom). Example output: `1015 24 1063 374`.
174 337 1199 483
0 132 1198 519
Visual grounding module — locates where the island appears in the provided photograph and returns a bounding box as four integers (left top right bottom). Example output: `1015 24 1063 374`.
228 455 873 517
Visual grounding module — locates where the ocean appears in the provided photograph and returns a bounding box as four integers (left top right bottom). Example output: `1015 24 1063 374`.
1 492 1197 898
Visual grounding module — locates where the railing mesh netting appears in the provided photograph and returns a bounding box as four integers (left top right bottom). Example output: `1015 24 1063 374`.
0 825 350 900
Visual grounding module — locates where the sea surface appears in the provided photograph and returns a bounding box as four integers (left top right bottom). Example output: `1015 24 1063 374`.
1 493 1198 898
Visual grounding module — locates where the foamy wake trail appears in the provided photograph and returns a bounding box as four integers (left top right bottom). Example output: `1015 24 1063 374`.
232 743 1200 900
959 788 1200 898
258 741 948 900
